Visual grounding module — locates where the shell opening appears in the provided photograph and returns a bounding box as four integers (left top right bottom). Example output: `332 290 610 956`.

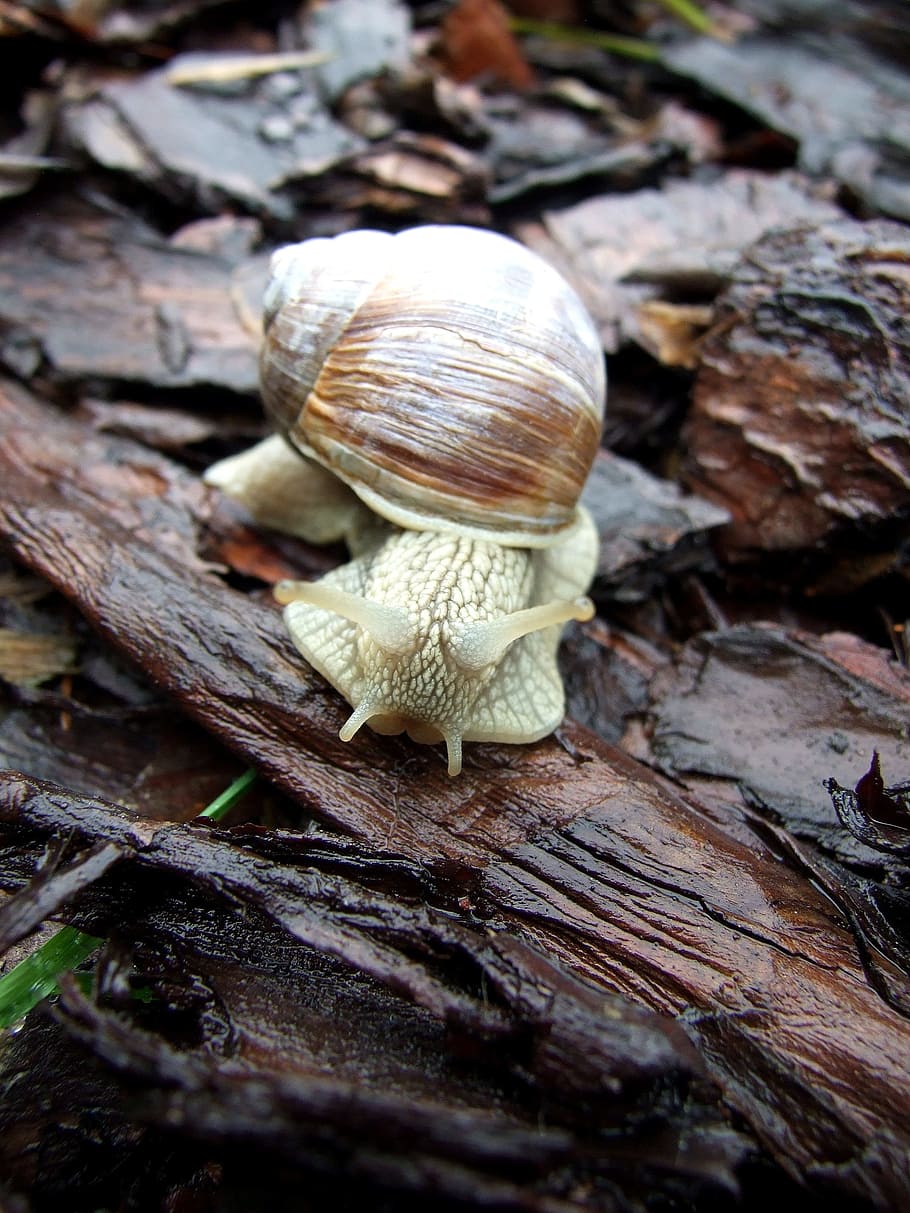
452 596 595 672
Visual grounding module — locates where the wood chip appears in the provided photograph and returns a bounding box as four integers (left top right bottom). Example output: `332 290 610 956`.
0 196 260 394
0 628 76 686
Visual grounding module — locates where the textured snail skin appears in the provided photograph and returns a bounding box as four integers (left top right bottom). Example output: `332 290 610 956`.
203 434 370 546
276 513 597 776
205 225 606 775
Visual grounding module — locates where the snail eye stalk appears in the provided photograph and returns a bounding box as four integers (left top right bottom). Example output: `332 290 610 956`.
452 597 595 671
274 581 415 655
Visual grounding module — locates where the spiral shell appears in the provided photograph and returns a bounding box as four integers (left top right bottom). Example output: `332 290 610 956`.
260 225 606 547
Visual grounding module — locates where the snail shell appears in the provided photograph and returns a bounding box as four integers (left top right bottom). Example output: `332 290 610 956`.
206 225 606 775
259 225 605 546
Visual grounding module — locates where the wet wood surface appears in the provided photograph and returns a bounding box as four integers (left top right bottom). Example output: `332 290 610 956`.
1 3 909 1210
2 376 910 1205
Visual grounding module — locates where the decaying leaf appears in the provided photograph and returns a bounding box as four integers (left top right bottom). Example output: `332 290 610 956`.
438 0 535 89
827 751 910 857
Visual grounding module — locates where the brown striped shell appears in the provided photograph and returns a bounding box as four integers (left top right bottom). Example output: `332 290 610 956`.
260 225 606 547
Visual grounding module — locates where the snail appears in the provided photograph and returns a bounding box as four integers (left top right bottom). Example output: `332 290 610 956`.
206 225 606 775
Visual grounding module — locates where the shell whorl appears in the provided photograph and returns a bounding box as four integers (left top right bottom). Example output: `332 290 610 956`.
260 225 606 547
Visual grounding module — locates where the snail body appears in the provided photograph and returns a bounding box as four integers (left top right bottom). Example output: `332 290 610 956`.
206 225 606 775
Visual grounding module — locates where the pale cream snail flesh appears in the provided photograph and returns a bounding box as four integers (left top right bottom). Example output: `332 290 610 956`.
205 225 606 775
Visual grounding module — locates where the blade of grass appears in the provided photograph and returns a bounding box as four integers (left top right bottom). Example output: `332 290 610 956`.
198 765 258 823
0 767 258 1029
510 0 723 57
655 0 719 37
508 18 662 63
0 925 102 1029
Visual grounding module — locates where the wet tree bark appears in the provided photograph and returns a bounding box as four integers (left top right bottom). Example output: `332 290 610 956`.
1 377 909 1206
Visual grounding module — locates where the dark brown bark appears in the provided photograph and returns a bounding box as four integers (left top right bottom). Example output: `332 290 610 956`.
1 378 910 1205
683 220 910 576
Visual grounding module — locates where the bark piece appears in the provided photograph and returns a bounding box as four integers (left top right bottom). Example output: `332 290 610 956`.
0 90 65 202
641 623 910 865
780 835 910 1019
0 628 75 687
665 30 910 220
0 687 256 821
0 563 74 695
636 301 714 369
480 778 910 1205
376 65 490 146
306 131 491 224
561 616 667 746
682 219 910 570
0 566 254 826
583 452 730 601
0 776 703 1096
300 0 411 102
75 397 261 454
0 838 121 955
0 776 732 1213
0 196 259 394
64 0 235 43
0 1012 185 1208
488 113 669 206
62 56 363 220
515 171 842 352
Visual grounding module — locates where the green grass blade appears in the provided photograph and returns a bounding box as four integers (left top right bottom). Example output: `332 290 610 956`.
510 0 722 57
199 766 258 822
0 767 258 1028
509 18 662 62
0 926 102 1029
656 0 718 36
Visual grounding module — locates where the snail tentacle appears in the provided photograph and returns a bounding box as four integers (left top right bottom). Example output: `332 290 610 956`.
275 581 414 655
452 596 595 672
339 697 383 742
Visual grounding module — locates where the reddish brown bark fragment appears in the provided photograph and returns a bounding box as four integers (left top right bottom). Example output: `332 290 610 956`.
683 220 910 572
